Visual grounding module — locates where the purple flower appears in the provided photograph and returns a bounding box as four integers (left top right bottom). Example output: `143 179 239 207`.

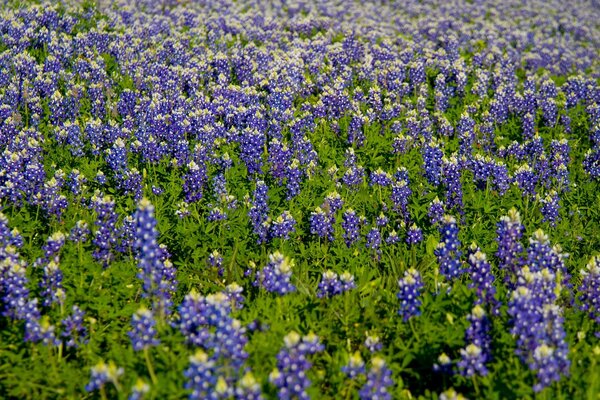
428 197 445 226
254 252 296 295
467 247 500 315
85 361 124 393
342 352 365 379
406 224 423 245
309 207 334 242
359 357 394 400
134 198 177 316
496 208 524 281
458 306 491 377
579 256 600 330
539 191 560 227
435 216 463 282
61 305 88 348
397 268 423 321
342 209 361 247
270 211 296 240
269 331 324 400
128 307 160 351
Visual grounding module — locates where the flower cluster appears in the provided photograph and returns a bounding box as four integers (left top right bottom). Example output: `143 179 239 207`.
269 331 324 400
397 268 424 321
254 252 296 295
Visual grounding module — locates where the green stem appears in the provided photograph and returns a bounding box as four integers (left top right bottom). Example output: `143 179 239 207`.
472 375 480 397
408 318 420 343
228 241 238 282
100 386 108 400
144 348 158 385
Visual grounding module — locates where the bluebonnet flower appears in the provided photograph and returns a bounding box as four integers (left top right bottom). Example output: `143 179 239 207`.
359 357 394 400
254 252 296 295
342 351 365 379
467 246 500 315
134 198 177 316
269 331 324 400
317 270 342 298
67 169 86 196
433 353 453 374
324 191 344 214
513 164 537 197
428 197 445 226
439 388 467 400
366 227 382 255
270 211 296 240
85 361 124 393
183 161 207 203
208 250 224 276
225 283 245 310
343 165 365 188
370 168 392 187
442 157 463 215
435 216 463 282
340 271 357 292
183 350 219 400
526 229 570 290
539 190 560 227
61 305 88 348
364 333 382 353
129 307 160 351
248 181 269 244
496 208 524 281
69 220 90 243
508 266 570 392
579 256 600 332
458 306 491 377
309 207 334 242
316 270 355 298
406 224 423 245
91 193 119 267
129 379 150 400
397 268 424 321
390 180 411 223
286 159 303 200
342 209 361 247
234 372 263 400
422 140 443 186
39 259 65 307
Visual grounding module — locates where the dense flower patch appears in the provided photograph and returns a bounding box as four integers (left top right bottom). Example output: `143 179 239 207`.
0 0 599 398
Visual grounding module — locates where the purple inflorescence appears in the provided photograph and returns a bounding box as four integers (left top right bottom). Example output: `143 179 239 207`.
269 331 324 400
270 211 296 240
435 215 463 282
342 352 366 379
579 256 600 334
248 180 270 244
133 198 177 316
406 224 423 245
128 307 160 351
317 270 355 298
428 197 445 226
309 206 335 242
467 245 500 315
539 190 561 227
508 266 570 392
342 209 361 247
397 268 424 321
61 305 88 348
85 361 124 393
496 208 525 282
254 252 296 295
358 357 394 400
458 306 491 377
